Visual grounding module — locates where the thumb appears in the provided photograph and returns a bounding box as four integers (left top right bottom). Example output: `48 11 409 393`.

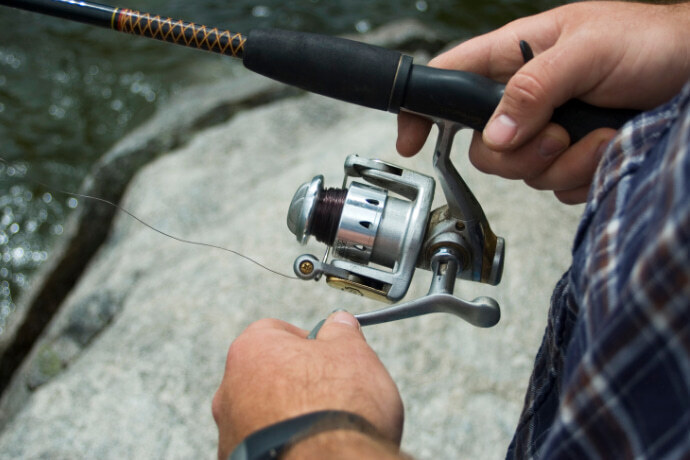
314 310 363 341
484 41 595 151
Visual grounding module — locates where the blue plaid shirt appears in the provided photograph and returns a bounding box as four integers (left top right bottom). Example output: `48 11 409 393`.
507 82 690 459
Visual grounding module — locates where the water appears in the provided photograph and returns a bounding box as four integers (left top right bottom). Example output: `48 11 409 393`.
0 0 563 331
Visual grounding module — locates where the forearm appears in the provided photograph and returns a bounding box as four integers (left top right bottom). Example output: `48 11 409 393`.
284 430 411 460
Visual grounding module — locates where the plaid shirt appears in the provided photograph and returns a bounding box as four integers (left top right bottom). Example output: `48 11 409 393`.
507 82 690 459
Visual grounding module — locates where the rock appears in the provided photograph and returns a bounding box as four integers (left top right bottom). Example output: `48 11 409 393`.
342 19 447 53
0 18 446 413
0 85 583 458
0 64 295 398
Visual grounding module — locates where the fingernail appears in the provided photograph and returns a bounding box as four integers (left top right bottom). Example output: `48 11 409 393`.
329 310 360 329
484 114 518 146
538 135 567 159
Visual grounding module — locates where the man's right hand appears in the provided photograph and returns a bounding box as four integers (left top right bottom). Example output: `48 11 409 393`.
212 312 405 460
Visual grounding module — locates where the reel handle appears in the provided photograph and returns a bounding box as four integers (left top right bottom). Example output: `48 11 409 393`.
355 293 500 328
354 248 500 328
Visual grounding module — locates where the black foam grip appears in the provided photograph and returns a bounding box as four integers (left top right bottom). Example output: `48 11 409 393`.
244 29 639 142
402 65 503 132
402 65 639 142
551 100 640 142
244 28 402 111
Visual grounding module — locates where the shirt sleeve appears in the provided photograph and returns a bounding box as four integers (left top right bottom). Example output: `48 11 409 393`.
508 81 690 460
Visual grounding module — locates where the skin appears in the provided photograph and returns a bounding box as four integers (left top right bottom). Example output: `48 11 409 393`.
398 1 690 203
214 2 690 458
212 312 404 460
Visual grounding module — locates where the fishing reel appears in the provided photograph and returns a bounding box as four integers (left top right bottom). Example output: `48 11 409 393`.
287 121 504 328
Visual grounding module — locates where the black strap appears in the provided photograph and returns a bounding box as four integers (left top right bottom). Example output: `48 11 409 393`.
229 410 380 460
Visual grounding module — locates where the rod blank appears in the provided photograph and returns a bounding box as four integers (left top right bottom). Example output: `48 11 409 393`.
0 0 246 58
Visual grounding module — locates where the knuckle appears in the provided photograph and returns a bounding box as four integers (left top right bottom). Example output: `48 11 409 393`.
504 71 549 109
226 332 257 365
503 163 532 181
243 318 280 333
224 341 243 367
470 149 528 180
468 149 491 173
555 189 586 205
468 136 497 174
211 392 223 423
471 134 553 181
521 160 552 182
503 157 547 181
524 177 550 191
555 193 575 205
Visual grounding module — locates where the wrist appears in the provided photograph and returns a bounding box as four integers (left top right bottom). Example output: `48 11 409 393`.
228 410 392 460
283 430 406 460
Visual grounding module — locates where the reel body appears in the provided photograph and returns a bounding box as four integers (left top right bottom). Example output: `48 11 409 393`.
287 121 504 328
289 155 434 303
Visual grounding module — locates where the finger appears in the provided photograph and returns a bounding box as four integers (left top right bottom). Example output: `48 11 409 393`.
430 14 561 79
469 123 569 180
212 388 234 460
554 184 592 205
396 111 432 157
484 33 614 151
224 320 309 375
306 318 326 340
314 310 364 342
525 128 616 192
243 318 309 339
395 11 563 158
396 28 524 158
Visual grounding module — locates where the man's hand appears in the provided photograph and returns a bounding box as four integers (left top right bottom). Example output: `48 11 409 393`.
212 311 404 460
397 1 690 204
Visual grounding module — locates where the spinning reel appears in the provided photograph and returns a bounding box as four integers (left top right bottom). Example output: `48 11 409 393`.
287 121 504 328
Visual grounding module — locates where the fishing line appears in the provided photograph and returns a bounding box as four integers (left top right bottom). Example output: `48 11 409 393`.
0 157 298 280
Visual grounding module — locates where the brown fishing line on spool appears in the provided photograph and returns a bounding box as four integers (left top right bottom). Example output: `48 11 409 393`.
0 157 297 280
309 187 347 245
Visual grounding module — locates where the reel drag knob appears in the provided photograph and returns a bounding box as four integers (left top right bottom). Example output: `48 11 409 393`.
287 175 324 244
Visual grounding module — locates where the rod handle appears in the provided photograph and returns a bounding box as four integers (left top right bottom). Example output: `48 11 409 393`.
244 28 405 112
402 65 640 142
243 29 640 142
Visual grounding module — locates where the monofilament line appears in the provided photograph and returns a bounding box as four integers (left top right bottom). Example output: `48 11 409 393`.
0 158 298 280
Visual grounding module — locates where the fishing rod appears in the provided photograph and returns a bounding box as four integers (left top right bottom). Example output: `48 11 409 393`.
0 1 643 330
1 0 638 141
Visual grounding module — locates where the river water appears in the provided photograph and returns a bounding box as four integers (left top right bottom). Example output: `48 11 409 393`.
0 0 563 331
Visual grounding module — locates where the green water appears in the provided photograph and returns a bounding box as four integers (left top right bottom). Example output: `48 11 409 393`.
0 0 564 331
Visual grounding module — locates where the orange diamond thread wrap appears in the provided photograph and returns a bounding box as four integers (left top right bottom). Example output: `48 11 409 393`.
116 9 245 59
